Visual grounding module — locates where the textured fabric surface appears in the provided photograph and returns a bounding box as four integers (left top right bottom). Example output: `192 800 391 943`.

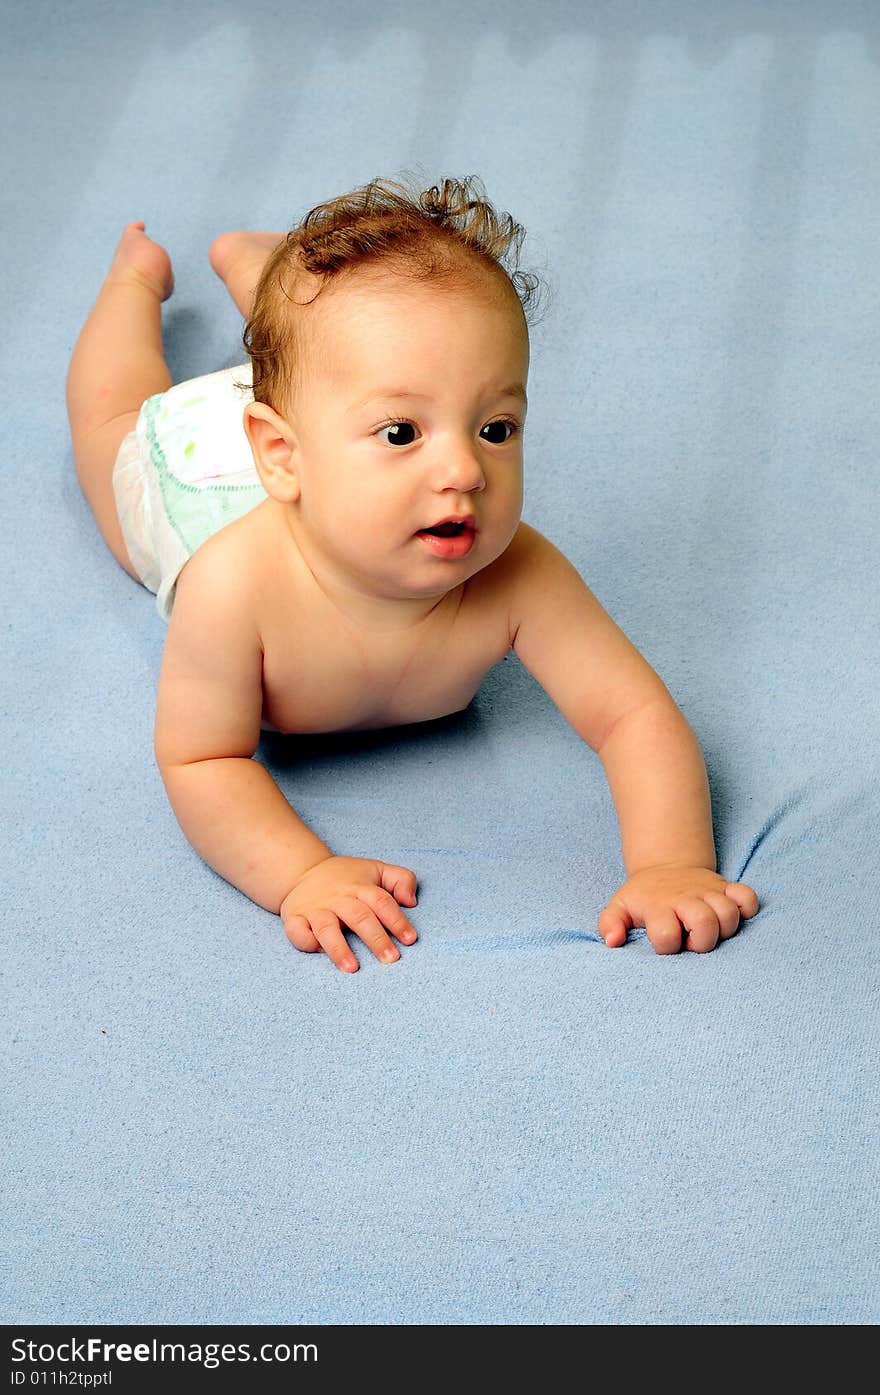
3 1 878 1325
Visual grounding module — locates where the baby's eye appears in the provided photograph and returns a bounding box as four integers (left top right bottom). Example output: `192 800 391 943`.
480 419 517 444
377 420 419 447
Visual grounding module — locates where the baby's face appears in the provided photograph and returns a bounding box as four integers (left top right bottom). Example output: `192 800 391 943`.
284 272 529 602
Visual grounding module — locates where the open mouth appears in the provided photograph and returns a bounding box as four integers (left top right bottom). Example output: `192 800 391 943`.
415 519 477 558
420 521 469 537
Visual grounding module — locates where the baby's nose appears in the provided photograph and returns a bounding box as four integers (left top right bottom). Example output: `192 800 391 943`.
439 441 486 490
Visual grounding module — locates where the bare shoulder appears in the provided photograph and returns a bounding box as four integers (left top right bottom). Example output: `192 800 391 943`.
493 520 670 751
155 514 270 766
471 520 582 647
482 519 575 583
172 502 275 630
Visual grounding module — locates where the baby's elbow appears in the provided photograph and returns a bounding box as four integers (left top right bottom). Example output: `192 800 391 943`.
596 692 685 759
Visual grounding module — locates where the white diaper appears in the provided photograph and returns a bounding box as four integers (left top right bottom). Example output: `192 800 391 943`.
112 363 267 620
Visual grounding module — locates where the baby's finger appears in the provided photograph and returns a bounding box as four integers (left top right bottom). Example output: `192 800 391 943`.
378 862 419 907
338 896 401 965
644 906 685 955
310 913 360 974
360 886 418 945
597 901 630 947
724 881 760 919
703 890 741 941
676 896 720 953
282 913 321 954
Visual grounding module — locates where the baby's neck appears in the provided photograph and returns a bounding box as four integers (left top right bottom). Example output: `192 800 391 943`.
316 578 462 635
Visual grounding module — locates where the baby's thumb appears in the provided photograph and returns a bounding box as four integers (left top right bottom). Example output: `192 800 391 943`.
380 862 419 905
597 900 629 947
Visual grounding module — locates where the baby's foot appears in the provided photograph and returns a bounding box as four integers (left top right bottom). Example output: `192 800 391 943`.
107 221 174 302
209 231 287 317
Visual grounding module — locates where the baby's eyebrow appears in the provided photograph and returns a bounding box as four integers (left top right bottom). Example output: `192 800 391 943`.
352 383 528 409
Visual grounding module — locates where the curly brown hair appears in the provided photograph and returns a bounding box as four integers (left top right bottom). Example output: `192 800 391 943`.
242 173 544 412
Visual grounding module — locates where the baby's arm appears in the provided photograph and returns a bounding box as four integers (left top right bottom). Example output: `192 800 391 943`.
506 524 759 953
153 546 418 971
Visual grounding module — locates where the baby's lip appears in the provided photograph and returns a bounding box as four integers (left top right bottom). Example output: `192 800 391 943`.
417 513 478 532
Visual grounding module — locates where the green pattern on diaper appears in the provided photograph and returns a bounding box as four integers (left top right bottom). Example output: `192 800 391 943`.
142 393 266 557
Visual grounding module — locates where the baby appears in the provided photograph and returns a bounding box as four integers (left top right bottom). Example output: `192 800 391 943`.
67 175 759 972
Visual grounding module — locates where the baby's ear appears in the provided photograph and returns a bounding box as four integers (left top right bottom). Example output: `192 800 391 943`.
243 401 300 502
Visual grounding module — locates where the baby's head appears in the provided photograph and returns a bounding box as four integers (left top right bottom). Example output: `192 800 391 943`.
241 175 544 608
244 174 541 415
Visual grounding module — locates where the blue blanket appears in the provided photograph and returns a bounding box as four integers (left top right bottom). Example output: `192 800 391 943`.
4 0 878 1324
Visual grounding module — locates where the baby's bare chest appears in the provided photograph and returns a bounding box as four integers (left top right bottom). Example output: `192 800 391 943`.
258 588 512 734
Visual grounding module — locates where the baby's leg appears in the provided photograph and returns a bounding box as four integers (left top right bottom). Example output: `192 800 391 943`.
66 222 174 579
209 231 287 319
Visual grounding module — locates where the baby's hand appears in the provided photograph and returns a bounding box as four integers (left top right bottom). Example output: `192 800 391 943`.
279 856 419 973
598 865 760 955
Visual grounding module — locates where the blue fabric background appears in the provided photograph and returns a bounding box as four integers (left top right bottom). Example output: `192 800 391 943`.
3 0 878 1324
